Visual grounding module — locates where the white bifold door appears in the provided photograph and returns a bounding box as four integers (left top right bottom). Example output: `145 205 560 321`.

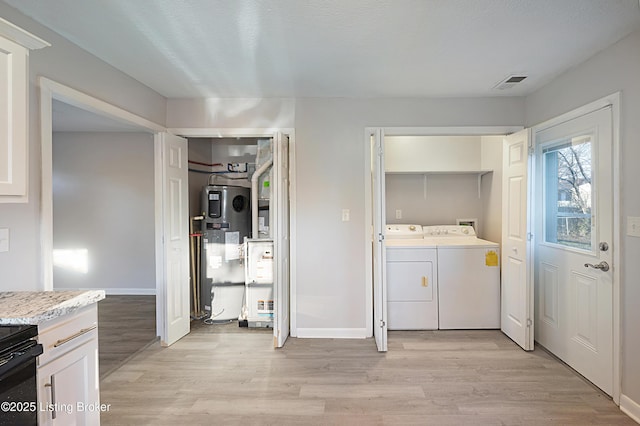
501 129 534 351
371 129 388 352
534 107 614 395
273 132 291 348
156 132 190 347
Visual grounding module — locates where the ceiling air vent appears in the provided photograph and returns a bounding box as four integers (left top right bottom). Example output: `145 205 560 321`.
494 75 527 90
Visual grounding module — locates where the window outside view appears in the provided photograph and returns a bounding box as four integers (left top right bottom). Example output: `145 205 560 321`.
543 135 593 251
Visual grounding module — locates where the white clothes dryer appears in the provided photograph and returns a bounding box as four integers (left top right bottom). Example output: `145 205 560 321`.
423 225 501 329
385 224 439 330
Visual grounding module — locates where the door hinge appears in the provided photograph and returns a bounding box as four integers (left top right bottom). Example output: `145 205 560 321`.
528 147 534 155
380 320 386 328
526 318 532 327
527 232 533 241
378 233 385 242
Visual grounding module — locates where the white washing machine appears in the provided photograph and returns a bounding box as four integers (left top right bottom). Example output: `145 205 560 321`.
385 224 439 330
423 225 500 329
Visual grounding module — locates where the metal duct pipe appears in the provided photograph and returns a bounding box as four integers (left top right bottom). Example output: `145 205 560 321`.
251 159 273 238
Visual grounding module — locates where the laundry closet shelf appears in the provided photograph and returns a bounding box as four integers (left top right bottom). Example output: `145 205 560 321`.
385 169 493 176
385 170 493 199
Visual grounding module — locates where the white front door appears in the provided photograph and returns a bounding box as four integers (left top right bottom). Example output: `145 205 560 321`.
273 132 290 348
501 129 534 350
371 129 388 352
156 132 190 346
534 107 613 395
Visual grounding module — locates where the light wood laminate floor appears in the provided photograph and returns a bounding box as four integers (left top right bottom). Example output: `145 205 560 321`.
99 327 633 425
98 295 157 378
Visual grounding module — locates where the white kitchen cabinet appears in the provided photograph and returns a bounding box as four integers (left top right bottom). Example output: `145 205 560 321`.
0 18 49 201
386 247 438 330
37 304 101 426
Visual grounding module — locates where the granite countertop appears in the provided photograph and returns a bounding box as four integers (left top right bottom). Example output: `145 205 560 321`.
0 290 105 325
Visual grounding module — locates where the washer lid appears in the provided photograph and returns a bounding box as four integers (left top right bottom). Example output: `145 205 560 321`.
433 238 499 248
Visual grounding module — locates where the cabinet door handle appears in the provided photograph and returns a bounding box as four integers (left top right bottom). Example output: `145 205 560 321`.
421 276 428 287
53 325 97 348
45 376 56 419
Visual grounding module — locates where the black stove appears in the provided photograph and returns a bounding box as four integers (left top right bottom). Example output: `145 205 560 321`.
0 324 42 426
0 325 38 350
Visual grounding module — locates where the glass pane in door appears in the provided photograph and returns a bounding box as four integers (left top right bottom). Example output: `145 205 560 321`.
542 134 593 251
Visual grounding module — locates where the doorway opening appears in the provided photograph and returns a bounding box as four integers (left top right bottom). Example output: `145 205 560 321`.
366 127 520 351
173 129 294 349
187 137 276 331
366 94 621 403
43 90 161 378
530 97 620 402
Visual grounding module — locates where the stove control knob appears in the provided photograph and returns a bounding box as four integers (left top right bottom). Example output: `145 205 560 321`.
409 225 416 231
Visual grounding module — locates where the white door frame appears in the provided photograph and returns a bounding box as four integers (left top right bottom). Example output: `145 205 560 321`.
530 92 621 404
168 127 297 338
364 104 621 403
364 125 522 339
39 78 164 322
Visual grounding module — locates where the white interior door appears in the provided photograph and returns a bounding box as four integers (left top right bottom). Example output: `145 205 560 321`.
372 129 388 352
501 129 534 350
534 107 613 395
157 132 190 346
273 132 290 348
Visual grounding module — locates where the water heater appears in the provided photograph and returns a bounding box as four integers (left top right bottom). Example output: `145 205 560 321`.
200 184 250 319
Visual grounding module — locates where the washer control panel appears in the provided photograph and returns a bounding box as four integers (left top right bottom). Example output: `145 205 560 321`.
423 225 476 238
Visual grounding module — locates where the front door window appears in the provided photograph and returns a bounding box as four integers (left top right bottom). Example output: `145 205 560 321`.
542 134 593 252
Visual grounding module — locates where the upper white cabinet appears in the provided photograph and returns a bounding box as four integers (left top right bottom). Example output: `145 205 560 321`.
385 135 489 173
0 18 49 201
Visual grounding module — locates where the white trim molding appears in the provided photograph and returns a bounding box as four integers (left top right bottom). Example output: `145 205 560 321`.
621 394 640 424
167 126 298 339
54 287 157 296
296 328 368 339
39 77 164 291
0 16 50 50
531 92 622 404
364 125 525 343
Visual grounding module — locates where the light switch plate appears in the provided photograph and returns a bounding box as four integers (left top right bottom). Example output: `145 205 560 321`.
0 228 8 253
342 209 350 222
628 217 640 237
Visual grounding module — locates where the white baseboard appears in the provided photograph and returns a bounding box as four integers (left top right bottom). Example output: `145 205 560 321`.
54 287 156 296
621 394 640 424
295 328 367 339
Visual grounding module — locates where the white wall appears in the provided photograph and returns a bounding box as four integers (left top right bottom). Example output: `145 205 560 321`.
294 97 525 333
52 132 155 294
525 29 640 410
385 174 484 232
168 97 524 334
167 98 295 129
0 3 166 291
480 136 503 243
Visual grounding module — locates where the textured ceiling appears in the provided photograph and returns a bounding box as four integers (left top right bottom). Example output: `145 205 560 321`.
5 0 640 98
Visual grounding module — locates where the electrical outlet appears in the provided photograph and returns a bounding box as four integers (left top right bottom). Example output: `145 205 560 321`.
628 216 640 237
0 228 8 253
395 209 402 219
